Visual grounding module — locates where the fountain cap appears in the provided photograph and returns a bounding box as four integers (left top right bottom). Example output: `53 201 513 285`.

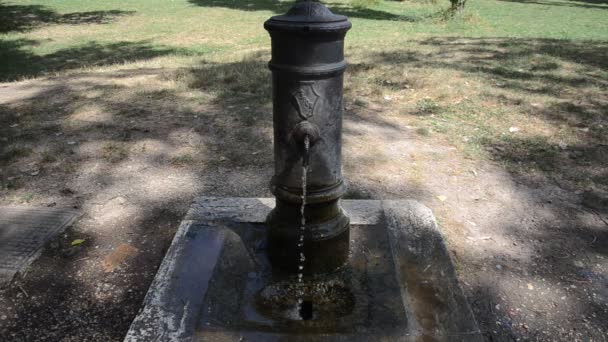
264 1 351 33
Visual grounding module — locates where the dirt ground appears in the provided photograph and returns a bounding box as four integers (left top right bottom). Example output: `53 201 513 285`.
0 67 606 341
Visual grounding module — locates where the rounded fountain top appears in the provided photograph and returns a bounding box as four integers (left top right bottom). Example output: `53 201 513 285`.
264 1 351 32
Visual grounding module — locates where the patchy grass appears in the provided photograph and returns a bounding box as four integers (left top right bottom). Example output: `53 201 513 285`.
416 126 431 136
0 1 605 189
0 1 607 341
0 0 605 192
40 150 56 163
342 33 607 191
5 191 37 203
415 98 442 115
1 144 32 164
1 0 606 80
170 153 195 167
101 142 128 163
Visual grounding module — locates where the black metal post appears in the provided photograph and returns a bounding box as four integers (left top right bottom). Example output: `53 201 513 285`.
265 0 351 275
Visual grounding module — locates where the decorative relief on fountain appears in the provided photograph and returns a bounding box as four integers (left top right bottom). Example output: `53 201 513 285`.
291 82 320 120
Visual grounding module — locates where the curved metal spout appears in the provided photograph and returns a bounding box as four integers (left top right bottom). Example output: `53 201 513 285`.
302 135 310 168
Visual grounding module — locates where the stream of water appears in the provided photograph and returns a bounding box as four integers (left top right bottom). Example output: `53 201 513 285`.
296 135 310 316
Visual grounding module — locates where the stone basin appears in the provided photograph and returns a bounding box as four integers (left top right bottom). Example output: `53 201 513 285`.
124 197 482 341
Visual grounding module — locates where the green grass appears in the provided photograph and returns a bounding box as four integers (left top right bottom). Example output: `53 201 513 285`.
1 0 606 81
1 0 607 191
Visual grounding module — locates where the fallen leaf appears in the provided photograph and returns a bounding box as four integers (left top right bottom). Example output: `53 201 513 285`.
71 239 86 246
437 195 447 202
103 244 139 273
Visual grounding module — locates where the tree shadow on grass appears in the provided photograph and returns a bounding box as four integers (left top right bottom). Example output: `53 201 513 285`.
497 0 608 10
423 38 607 193
0 54 276 339
0 39 195 82
364 37 607 195
0 1 134 33
352 42 607 339
0 54 459 338
0 2 166 82
418 37 608 70
187 0 422 21
0 37 606 340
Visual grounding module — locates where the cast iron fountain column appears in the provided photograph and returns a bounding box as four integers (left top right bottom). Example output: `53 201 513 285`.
265 0 352 275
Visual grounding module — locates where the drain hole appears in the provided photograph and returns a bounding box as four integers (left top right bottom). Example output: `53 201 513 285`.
256 280 354 321
299 300 313 320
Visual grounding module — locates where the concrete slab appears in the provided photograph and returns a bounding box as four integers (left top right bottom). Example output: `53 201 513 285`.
0 206 80 285
125 197 481 341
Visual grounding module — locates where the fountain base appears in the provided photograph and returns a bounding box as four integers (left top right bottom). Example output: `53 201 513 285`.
125 197 483 342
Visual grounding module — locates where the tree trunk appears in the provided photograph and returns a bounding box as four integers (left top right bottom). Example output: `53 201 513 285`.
450 0 466 12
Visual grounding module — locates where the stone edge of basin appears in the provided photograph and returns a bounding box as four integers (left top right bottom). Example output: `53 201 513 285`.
123 197 483 342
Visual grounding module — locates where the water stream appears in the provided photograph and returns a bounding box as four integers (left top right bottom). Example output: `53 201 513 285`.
297 135 310 318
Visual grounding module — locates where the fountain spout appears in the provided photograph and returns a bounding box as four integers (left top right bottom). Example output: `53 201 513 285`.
264 1 351 275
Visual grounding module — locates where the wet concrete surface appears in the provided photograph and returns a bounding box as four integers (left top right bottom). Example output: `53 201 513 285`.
198 223 407 337
125 198 481 341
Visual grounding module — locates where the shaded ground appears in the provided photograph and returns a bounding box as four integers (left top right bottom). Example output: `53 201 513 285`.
0 40 193 82
0 2 132 34
0 20 606 342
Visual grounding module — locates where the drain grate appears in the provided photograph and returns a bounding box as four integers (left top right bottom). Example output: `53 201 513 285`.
0 206 79 284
